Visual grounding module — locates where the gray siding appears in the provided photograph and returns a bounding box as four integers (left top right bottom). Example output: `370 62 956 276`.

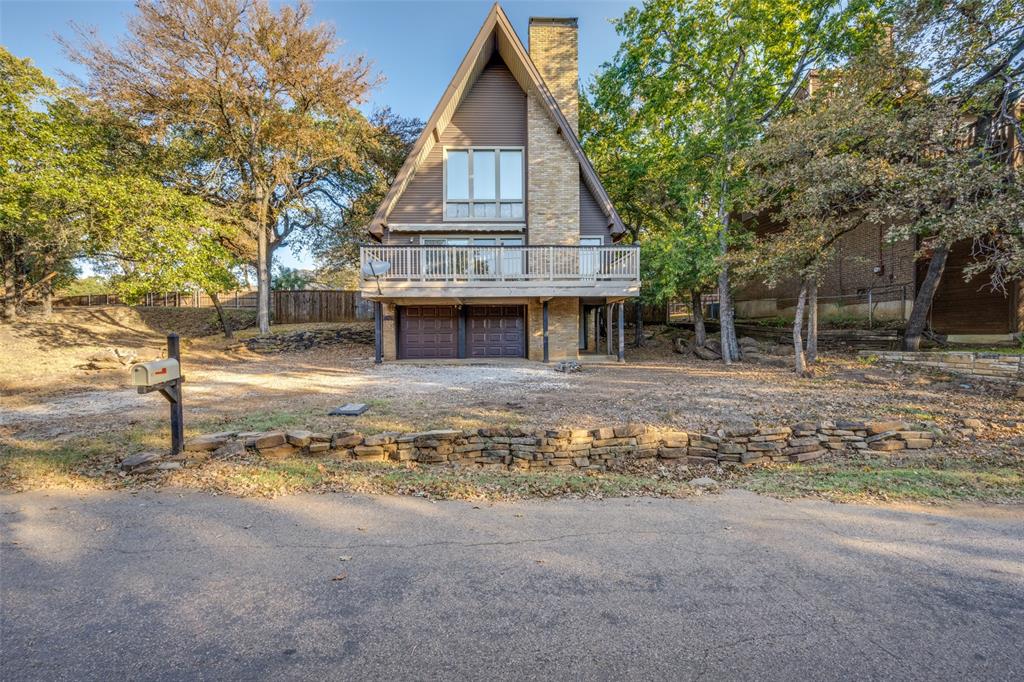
381 232 416 245
390 57 527 225
580 177 611 243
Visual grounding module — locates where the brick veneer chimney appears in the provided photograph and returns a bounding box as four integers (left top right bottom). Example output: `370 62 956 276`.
528 17 579 134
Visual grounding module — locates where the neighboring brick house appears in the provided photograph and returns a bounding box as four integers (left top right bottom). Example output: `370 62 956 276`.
360 5 638 361
735 99 1024 343
734 223 1023 342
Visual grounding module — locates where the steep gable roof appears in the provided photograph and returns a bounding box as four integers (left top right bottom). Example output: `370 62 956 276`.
368 3 625 239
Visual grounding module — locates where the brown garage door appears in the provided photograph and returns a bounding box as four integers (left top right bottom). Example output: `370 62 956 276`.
467 305 525 358
398 306 458 359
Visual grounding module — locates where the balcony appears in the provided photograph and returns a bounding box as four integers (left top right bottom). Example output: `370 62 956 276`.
359 244 640 300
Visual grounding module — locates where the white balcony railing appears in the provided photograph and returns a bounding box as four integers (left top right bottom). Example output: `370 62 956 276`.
359 245 640 285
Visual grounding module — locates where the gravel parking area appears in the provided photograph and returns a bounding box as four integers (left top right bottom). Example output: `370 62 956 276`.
3 315 1021 455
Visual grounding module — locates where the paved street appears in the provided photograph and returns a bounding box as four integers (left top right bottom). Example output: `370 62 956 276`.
2 489 1022 681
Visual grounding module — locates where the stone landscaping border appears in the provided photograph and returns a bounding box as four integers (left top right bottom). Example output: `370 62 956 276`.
121 420 942 473
862 350 1024 383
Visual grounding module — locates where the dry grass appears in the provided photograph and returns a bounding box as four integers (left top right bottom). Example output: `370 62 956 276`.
2 309 1022 503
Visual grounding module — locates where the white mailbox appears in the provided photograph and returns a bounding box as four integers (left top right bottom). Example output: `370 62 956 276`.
131 359 181 387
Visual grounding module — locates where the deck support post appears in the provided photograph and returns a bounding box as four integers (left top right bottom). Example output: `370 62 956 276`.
606 303 613 355
579 305 586 351
457 305 467 359
374 301 383 365
542 299 550 363
617 302 625 363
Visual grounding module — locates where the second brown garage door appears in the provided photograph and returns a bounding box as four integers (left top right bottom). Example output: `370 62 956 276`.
398 306 458 359
467 305 525 358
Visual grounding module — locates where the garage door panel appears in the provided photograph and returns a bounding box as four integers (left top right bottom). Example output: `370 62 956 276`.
467 305 525 358
399 306 458 359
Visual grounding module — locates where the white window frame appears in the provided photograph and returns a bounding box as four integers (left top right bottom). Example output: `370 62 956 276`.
442 147 525 222
419 235 524 278
579 237 604 278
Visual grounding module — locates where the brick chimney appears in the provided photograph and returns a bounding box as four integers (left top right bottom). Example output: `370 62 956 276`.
528 17 579 134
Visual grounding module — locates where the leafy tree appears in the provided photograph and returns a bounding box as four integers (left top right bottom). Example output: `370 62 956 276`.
889 0 1024 348
589 0 883 363
1 48 66 319
897 0 1023 108
92 191 244 337
313 266 359 290
272 266 313 291
309 108 422 277
744 28 1024 359
58 275 111 298
2 50 183 319
640 222 720 347
580 89 705 345
64 0 377 334
1 46 246 334
740 48 918 372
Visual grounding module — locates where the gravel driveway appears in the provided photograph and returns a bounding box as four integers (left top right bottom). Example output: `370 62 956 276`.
4 334 1021 449
2 490 1022 680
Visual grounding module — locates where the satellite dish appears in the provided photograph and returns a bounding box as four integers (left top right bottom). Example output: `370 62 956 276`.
361 259 391 278
362 259 391 295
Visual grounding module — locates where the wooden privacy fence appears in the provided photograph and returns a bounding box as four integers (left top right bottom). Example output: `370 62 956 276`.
56 289 372 323
272 290 371 324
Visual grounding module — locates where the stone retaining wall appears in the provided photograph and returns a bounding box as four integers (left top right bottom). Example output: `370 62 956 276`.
862 350 1024 382
124 420 941 473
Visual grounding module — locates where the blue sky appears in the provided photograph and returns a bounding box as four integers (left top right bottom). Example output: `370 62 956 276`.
0 0 633 271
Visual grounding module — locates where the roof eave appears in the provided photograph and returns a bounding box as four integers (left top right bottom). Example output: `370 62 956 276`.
368 3 627 239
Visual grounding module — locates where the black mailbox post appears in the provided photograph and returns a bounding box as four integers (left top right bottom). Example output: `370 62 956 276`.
135 333 185 455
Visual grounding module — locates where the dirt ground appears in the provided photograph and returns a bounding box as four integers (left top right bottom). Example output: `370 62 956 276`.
2 307 1022 450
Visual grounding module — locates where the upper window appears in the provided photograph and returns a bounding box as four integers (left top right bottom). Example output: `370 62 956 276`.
445 148 524 220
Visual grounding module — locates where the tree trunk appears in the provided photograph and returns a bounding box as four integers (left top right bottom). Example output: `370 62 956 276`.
717 185 739 364
40 251 55 318
634 301 645 347
806 276 818 364
793 279 809 376
12 235 27 316
209 290 233 339
1 234 16 321
904 244 949 351
256 227 272 335
691 289 707 348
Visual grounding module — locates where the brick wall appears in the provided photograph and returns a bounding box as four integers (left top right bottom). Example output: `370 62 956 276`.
381 302 397 361
527 17 580 247
735 219 916 318
526 95 580 245
528 297 579 361
528 17 578 134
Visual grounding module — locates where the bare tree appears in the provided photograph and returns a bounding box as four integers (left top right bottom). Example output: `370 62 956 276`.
63 0 376 334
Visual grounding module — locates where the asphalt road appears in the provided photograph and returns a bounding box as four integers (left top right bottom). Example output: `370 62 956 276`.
2 489 1022 681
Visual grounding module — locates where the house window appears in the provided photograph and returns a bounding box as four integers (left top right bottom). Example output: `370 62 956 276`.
579 237 603 276
421 236 524 277
445 148 524 220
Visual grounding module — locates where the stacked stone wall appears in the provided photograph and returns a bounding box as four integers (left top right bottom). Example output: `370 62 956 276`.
864 350 1023 382
124 420 942 473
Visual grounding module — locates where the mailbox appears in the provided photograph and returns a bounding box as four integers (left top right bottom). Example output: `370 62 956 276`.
131 359 181 387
